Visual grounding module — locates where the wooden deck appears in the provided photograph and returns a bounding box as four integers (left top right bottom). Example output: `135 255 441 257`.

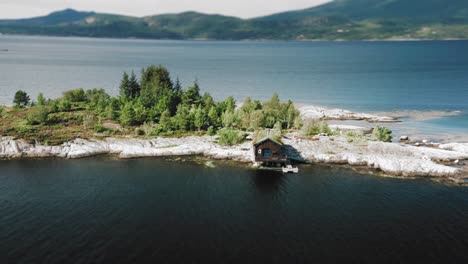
254 155 287 162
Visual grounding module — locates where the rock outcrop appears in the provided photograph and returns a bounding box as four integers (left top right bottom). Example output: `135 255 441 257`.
0 136 254 162
1 136 467 178
283 136 468 177
298 105 398 122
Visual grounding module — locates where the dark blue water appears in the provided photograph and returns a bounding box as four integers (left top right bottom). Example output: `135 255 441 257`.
0 36 467 112
1 157 467 263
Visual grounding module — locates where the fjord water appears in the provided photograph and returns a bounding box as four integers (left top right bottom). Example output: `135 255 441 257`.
0 35 467 112
1 158 468 263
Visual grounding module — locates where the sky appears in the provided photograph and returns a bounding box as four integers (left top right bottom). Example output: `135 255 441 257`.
0 0 331 19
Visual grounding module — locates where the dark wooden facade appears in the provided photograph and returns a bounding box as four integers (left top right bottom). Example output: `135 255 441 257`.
254 138 287 164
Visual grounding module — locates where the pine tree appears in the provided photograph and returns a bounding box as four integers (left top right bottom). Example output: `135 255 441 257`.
194 105 207 131
120 102 136 126
182 80 201 106
159 110 172 132
119 72 130 98
208 106 219 127
140 65 174 108
37 93 46 106
128 71 140 98
13 90 30 108
224 96 236 113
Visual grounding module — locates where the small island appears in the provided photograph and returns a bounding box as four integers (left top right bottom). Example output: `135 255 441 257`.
0 66 467 182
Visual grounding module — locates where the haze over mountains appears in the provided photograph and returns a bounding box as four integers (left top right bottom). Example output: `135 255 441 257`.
1 0 467 40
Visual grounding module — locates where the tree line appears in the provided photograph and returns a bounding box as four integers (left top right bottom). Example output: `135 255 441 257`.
12 65 302 143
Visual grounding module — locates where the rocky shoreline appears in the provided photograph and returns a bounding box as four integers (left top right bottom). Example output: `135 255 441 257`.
1 135 467 180
1 104 467 181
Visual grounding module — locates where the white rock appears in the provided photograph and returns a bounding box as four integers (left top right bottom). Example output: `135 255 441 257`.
439 143 468 155
298 105 398 123
1 135 467 178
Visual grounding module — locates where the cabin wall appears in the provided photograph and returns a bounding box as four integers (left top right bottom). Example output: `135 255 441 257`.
254 141 283 161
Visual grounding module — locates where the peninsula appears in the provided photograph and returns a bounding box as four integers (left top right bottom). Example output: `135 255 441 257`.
0 66 467 182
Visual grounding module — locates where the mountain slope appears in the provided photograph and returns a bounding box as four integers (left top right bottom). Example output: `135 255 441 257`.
1 0 468 40
260 0 468 22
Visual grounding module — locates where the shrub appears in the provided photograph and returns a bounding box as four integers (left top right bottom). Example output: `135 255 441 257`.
58 99 72 112
373 126 393 142
63 88 86 102
135 128 145 136
0 106 4 118
26 106 49 125
302 120 332 136
14 121 38 137
49 100 59 113
142 121 156 136
13 90 30 108
207 126 216 136
218 128 244 146
94 118 109 133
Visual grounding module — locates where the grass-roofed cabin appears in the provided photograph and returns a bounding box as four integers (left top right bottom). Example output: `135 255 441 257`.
254 137 287 167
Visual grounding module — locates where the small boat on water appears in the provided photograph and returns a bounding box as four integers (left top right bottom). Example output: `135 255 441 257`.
282 165 299 174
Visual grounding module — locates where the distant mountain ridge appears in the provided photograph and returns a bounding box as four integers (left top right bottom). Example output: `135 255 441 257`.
1 0 468 40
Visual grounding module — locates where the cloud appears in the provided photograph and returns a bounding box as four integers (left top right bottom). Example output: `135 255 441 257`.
0 0 331 19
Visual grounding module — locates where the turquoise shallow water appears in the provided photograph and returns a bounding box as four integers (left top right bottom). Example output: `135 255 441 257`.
0 158 467 263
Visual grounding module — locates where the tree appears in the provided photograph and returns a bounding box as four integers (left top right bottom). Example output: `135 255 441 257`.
263 93 281 128
37 93 46 106
252 100 262 111
133 100 148 125
240 97 253 113
119 72 130 98
128 71 140 98
173 104 191 131
105 98 120 120
194 105 207 131
208 106 219 127
250 110 265 131
224 96 236 113
202 92 215 111
120 102 136 126
174 77 182 94
140 65 173 90
158 110 172 132
140 65 175 109
13 90 30 108
182 80 201 106
286 103 300 129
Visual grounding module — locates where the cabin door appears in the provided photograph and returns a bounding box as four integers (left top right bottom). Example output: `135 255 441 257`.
263 148 271 158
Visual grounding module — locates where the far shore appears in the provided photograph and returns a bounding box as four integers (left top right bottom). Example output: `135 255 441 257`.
1 33 468 43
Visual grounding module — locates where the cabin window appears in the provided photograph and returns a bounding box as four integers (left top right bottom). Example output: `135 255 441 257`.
262 148 271 158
